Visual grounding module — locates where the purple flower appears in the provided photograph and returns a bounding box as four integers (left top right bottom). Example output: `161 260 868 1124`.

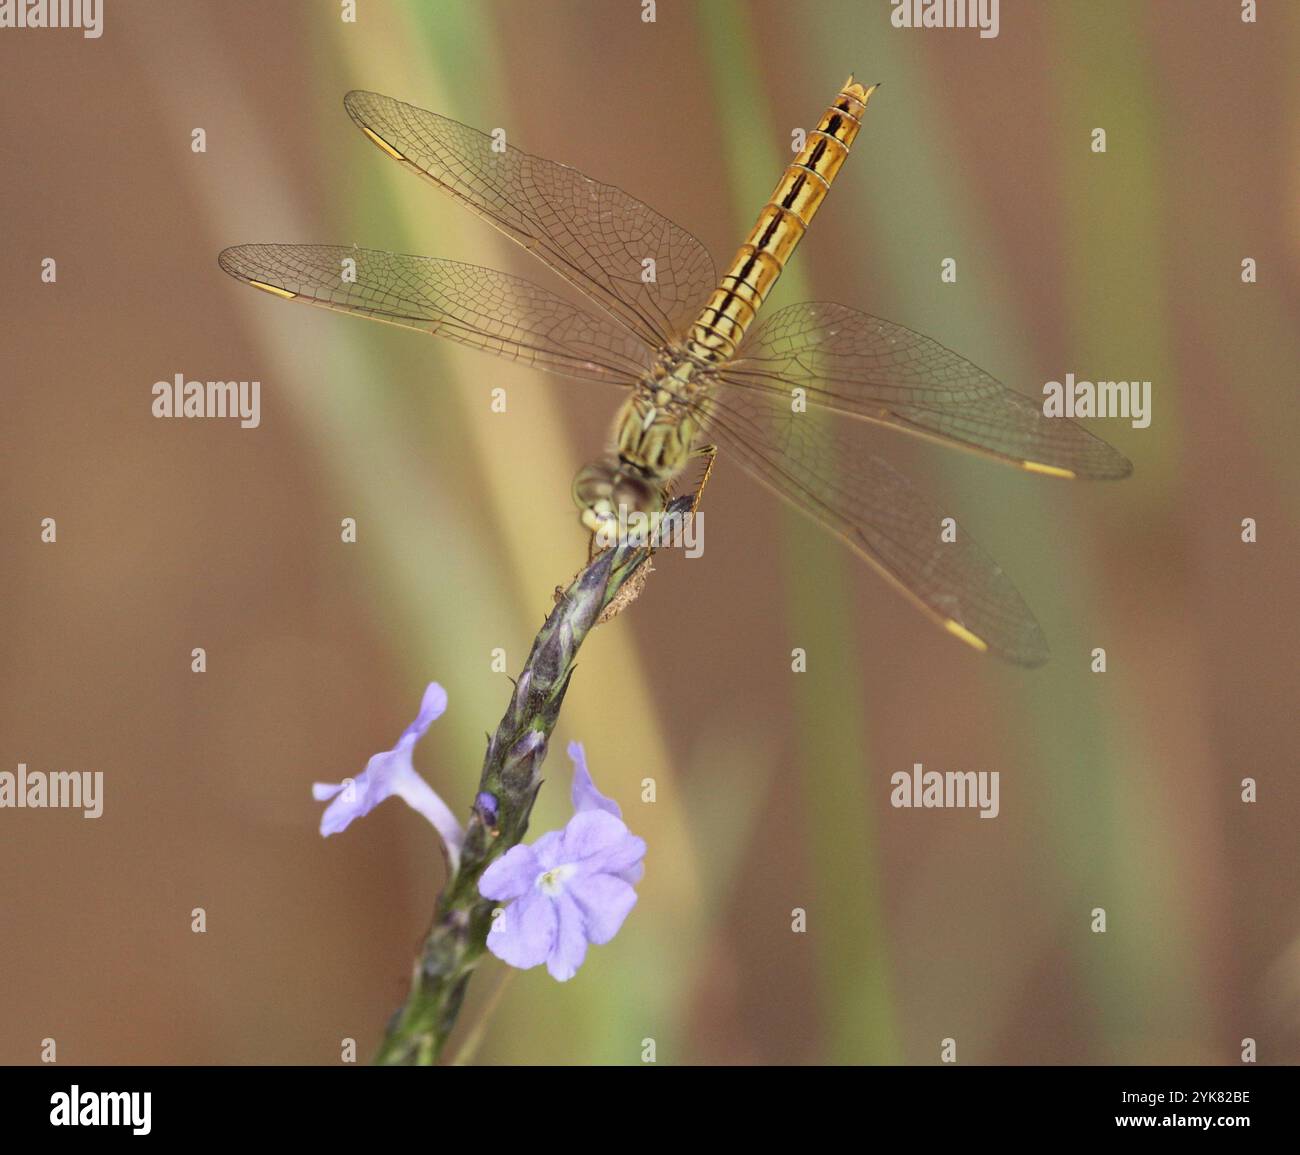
312 683 465 868
312 687 645 981
478 742 645 981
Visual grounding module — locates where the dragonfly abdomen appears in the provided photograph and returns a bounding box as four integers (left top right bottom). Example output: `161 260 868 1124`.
686 76 878 363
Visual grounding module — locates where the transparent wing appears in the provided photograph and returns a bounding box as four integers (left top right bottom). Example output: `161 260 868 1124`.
343 90 716 349
724 302 1132 480
217 244 651 386
693 381 1050 666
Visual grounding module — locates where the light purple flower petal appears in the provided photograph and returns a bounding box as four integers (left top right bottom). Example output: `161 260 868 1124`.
486 891 556 971
529 829 567 871
559 809 628 859
568 740 621 817
313 747 411 835
561 810 647 878
477 741 646 982
403 683 449 741
478 843 541 902
547 893 589 981
312 682 463 866
568 873 639 945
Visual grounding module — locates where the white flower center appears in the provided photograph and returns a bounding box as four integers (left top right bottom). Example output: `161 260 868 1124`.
536 863 577 896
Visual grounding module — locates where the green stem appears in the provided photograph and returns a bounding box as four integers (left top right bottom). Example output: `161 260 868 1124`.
372 524 664 1065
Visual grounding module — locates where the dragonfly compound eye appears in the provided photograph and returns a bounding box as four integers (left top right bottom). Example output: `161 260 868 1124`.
573 461 663 537
610 472 661 518
573 461 617 533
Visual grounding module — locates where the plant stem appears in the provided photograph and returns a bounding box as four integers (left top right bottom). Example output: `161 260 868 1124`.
372 523 666 1065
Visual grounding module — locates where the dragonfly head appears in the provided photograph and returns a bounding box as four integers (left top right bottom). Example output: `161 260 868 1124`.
573 458 663 538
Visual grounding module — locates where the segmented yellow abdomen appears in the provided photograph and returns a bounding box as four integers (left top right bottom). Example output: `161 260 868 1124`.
686 77 878 362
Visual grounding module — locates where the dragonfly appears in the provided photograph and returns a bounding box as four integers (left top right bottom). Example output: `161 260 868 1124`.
219 77 1130 667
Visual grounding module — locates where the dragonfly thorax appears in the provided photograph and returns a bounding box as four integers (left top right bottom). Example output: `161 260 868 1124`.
573 373 702 535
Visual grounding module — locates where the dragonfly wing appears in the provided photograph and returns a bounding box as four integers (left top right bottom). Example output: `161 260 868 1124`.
218 244 650 386
343 91 716 350
695 382 1050 666
726 302 1132 480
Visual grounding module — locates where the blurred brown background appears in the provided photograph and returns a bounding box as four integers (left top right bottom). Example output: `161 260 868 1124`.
1 0 1297 1064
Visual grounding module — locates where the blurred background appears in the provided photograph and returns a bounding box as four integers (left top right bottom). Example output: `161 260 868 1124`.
2 0 1297 1065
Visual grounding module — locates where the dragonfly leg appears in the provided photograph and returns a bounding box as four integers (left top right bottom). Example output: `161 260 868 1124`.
686 443 718 515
